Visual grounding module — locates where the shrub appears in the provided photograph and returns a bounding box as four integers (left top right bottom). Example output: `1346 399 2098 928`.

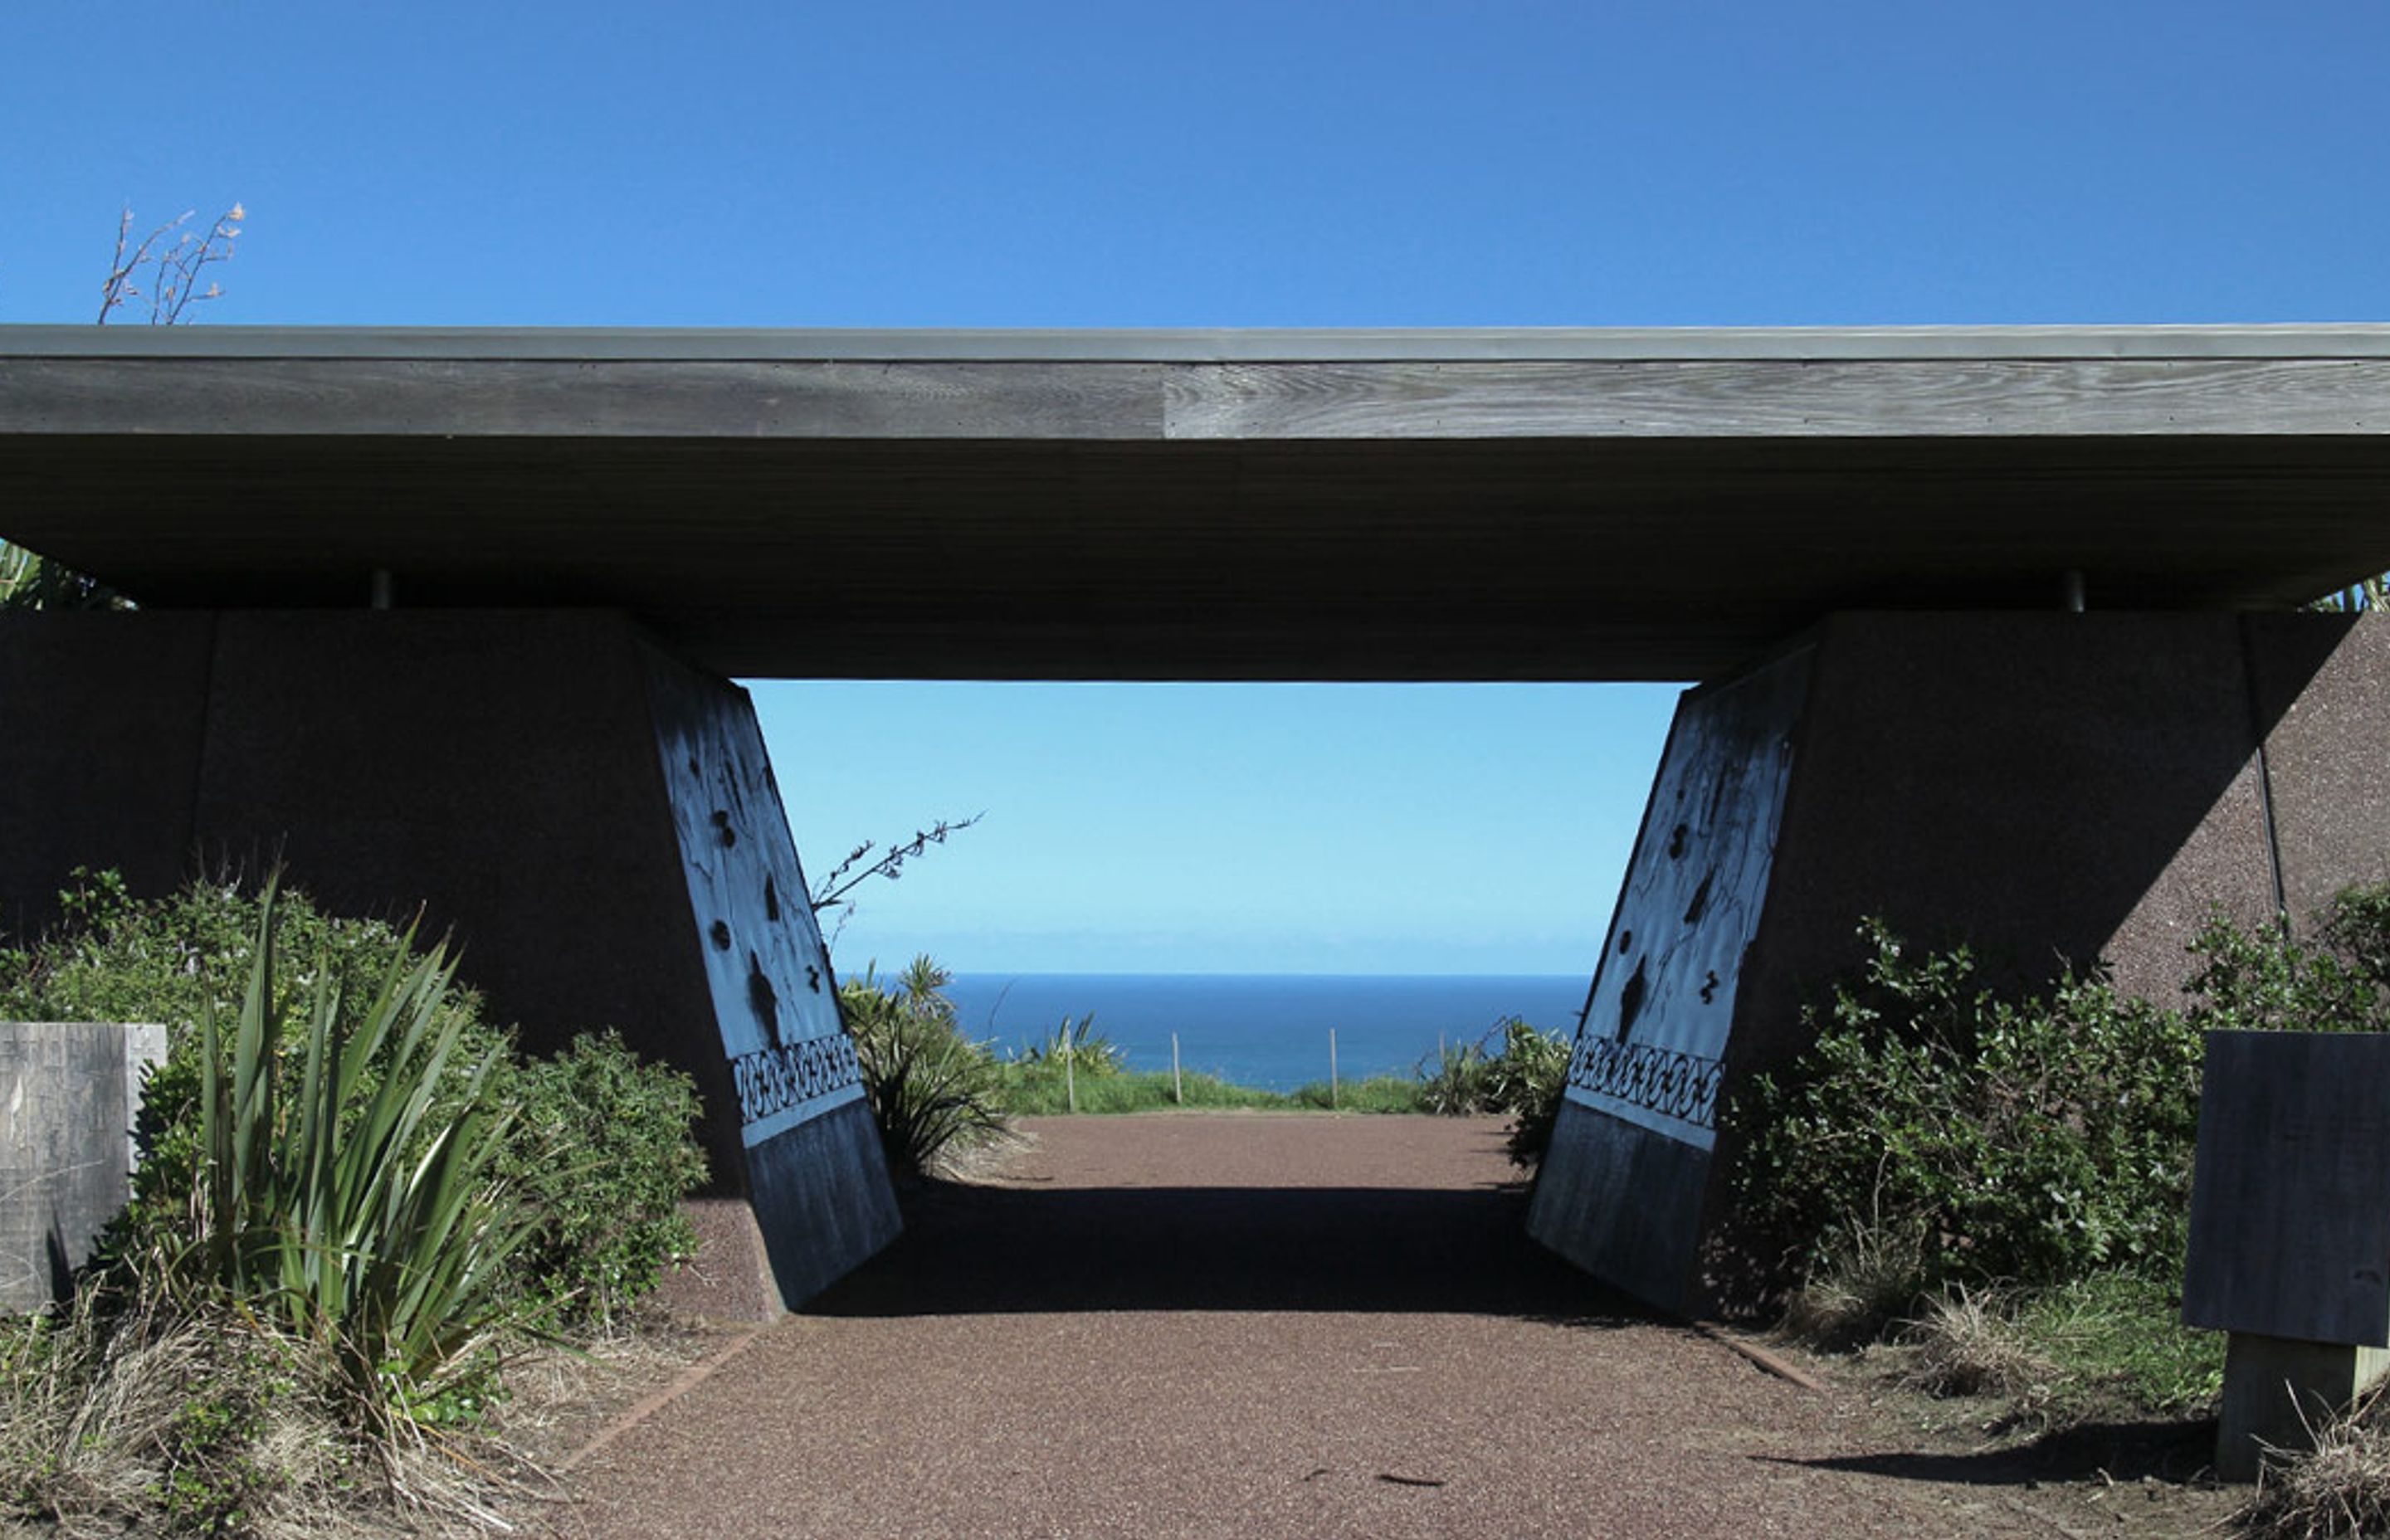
1013 1011 1124 1076
2183 895 2390 1037
1481 1017 1573 1167
1729 918 2205 1304
1401 1016 1573 1165
992 1065 1294 1114
2 870 708 1333
504 1031 707 1333
1739 896 2390 1426
1415 1038 1492 1115
841 955 1010 1177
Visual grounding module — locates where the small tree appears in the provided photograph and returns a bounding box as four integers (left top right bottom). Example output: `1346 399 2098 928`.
2 201 248 609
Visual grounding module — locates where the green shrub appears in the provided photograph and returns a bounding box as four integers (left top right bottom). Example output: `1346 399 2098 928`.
1729 918 2205 1302
1739 894 2390 1423
841 956 1010 1177
993 1065 1295 1114
2323 880 2390 988
1415 1038 1492 1115
0 874 713 1534
1481 1017 1573 1167
2 871 709 1333
2183 894 2390 1036
504 1031 707 1332
1013 1011 1124 1075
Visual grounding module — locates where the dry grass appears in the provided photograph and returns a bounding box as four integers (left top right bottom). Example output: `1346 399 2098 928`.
485 1312 729 1473
1895 1285 2064 1418
0 1293 558 1538
1774 1221 1928 1352
2239 1385 2390 1538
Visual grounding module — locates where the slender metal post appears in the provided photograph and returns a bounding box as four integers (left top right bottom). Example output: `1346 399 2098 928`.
1171 1032 1183 1105
1329 1028 1339 1109
1066 1039 1076 1114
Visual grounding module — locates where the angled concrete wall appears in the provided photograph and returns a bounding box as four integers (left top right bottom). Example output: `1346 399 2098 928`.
1532 611 2390 1315
0 610 899 1310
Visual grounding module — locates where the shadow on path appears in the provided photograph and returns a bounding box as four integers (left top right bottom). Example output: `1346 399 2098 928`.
1758 1416 2221 1489
807 1179 1654 1322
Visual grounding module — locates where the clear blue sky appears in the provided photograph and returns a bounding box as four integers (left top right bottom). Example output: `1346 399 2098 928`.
7 2 2386 972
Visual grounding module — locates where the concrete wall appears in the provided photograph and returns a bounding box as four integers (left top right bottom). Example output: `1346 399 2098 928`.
1534 611 2390 1315
1 1021 165 1309
0 610 900 1311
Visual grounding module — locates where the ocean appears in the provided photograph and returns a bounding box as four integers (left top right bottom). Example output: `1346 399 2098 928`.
943 972 1591 1093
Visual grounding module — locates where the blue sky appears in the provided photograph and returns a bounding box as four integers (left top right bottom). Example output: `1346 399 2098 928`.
7 2 2387 971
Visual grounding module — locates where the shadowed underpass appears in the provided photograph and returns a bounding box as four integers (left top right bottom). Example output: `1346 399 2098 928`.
807 1177 1645 1320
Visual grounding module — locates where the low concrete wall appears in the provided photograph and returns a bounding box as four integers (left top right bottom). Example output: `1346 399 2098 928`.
1 1021 165 1310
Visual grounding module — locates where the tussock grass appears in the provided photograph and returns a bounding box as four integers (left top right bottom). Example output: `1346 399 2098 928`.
1775 1219 1929 1352
0 1294 528 1538
1898 1286 2063 1411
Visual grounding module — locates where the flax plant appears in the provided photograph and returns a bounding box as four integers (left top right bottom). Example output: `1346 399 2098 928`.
177 880 539 1435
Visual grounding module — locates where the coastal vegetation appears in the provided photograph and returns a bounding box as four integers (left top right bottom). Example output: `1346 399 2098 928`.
839 951 1574 1175
0 871 709 1536
1735 884 2390 1471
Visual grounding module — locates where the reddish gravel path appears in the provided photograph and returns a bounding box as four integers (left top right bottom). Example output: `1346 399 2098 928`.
545 1114 2216 1539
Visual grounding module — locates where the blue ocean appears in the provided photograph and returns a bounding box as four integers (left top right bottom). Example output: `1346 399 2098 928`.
944 973 1591 1092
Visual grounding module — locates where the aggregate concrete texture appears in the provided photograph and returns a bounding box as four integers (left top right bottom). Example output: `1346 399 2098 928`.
550 1115 2143 1540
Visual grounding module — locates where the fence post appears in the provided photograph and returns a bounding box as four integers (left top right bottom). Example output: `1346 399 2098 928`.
1172 1032 1183 1105
1329 1028 1339 1110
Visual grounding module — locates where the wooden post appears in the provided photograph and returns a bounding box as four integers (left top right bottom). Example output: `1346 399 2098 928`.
1065 1039 1076 1114
1329 1028 1339 1109
1172 1032 1183 1105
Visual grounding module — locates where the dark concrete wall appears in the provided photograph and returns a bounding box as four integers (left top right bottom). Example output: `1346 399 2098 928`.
0 613 216 929
187 612 735 1154
0 609 899 1309
1534 611 2390 1315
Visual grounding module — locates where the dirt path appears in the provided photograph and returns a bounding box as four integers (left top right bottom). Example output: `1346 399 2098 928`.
542 1114 2227 1539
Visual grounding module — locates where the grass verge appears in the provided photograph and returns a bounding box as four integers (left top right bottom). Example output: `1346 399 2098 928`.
992 1065 1441 1115
1807 1269 2223 1435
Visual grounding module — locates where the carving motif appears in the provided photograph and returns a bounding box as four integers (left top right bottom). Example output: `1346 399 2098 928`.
730 1032 864 1128
1565 1037 1725 1128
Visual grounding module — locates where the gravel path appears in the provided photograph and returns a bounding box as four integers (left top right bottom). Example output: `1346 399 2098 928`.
544 1114 2217 1539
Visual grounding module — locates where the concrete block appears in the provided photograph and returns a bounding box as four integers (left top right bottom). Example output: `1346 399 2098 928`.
1 1021 166 1310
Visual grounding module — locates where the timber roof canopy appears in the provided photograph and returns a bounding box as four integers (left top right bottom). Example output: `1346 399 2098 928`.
4 324 2389 680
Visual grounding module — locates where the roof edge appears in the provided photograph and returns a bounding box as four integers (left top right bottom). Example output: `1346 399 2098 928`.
10 322 2390 364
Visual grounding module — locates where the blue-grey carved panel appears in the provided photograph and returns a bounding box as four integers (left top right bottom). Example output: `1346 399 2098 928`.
1563 646 1812 1149
646 656 864 1146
